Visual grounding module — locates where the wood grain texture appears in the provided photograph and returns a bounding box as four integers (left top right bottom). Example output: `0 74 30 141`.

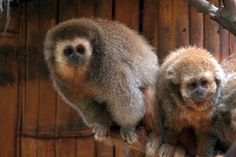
115 0 139 30
190 5 204 47
78 0 95 17
58 0 79 22
0 7 19 157
158 0 174 61
204 0 220 59
22 0 40 137
0 36 19 157
56 139 76 157
37 0 57 136
142 0 158 50
95 0 113 19
77 137 96 157
0 1 236 157
173 0 189 48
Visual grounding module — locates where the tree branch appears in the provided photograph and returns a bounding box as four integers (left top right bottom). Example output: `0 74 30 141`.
185 0 236 36
104 126 147 153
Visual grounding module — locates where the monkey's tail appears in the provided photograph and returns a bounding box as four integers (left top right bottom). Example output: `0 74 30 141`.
142 86 161 157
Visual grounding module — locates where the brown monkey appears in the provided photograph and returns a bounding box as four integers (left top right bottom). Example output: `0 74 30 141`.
156 47 225 157
43 18 159 143
215 54 236 150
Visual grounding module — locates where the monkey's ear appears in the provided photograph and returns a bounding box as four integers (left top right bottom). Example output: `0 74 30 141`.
167 68 179 84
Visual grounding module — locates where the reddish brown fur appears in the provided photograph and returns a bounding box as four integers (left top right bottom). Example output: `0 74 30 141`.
157 47 224 157
55 63 100 100
168 106 214 131
143 86 160 137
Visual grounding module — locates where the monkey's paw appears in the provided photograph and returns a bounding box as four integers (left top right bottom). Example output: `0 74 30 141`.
174 147 185 157
93 125 109 142
158 144 175 157
145 135 160 157
120 127 138 143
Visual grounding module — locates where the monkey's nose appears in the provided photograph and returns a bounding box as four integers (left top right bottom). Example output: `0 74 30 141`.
192 88 207 101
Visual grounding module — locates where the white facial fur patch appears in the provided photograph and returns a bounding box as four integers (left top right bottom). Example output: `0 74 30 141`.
183 71 214 82
55 38 92 63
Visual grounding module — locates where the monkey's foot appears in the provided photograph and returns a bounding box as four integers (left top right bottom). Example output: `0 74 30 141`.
174 147 185 157
93 125 109 142
120 127 138 143
145 137 160 157
159 144 175 157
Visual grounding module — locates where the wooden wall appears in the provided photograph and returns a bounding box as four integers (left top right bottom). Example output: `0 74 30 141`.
0 0 235 157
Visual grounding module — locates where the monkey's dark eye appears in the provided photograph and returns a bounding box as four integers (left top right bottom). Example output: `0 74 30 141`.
76 44 85 55
189 82 197 88
201 80 208 87
63 46 74 57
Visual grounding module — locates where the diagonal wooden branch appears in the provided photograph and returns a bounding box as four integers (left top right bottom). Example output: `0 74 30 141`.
185 0 236 36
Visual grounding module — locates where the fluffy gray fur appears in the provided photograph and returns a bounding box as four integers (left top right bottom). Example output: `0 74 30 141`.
43 18 159 142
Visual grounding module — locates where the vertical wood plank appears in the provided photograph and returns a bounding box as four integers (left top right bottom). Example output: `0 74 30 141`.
22 0 40 136
96 142 114 157
0 7 19 157
37 0 57 136
58 0 79 22
17 3 26 157
158 0 174 62
21 138 37 157
95 0 113 19
115 0 139 30
219 26 229 61
173 0 189 47
0 36 18 157
78 0 96 17
56 139 76 157
77 137 96 157
204 0 220 59
142 0 158 49
37 140 56 157
189 5 204 47
229 33 236 56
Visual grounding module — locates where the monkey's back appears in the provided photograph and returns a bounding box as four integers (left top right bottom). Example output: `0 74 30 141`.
92 18 158 88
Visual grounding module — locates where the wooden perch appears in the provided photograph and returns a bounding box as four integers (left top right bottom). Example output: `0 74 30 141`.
185 0 236 36
101 126 147 153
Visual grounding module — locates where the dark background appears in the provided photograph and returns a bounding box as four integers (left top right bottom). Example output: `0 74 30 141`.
0 0 235 157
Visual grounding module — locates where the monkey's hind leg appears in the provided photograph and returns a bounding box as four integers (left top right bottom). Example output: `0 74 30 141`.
78 101 112 141
108 91 145 143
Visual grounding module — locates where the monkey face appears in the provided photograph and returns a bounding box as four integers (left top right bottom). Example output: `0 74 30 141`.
50 38 93 81
180 71 218 106
43 19 103 82
56 38 92 66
